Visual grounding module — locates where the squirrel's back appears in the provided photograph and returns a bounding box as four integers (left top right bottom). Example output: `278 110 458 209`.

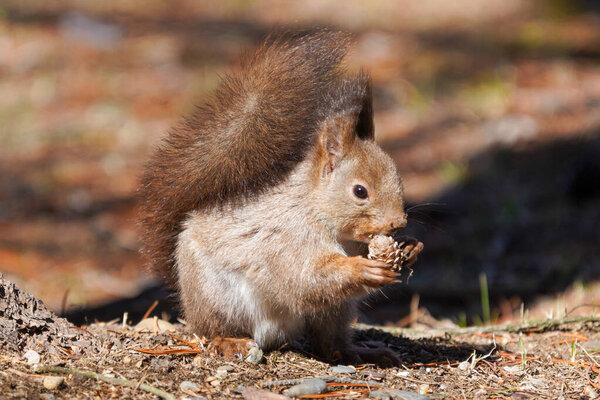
138 30 374 286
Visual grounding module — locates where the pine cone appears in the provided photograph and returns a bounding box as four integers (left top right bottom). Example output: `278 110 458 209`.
368 234 424 280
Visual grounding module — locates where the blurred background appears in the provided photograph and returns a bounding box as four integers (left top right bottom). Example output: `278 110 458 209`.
1 0 599 327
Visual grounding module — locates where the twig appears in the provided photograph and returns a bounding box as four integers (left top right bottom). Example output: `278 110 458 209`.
262 376 382 388
35 365 175 400
577 343 600 368
69 326 95 337
141 300 159 321
355 316 600 338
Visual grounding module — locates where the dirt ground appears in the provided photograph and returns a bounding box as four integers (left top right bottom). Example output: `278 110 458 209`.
2 276 600 399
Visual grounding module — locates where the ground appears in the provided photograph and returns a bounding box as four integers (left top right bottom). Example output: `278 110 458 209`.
1 276 600 399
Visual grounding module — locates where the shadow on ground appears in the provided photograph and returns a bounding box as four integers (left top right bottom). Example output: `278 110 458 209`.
366 132 600 324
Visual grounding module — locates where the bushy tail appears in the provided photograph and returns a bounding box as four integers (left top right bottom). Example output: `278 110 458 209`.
138 30 373 286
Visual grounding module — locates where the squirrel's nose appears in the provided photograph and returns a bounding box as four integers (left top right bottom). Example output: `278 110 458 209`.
390 214 407 231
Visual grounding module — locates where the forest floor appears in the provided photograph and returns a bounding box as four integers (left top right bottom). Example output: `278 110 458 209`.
2 276 600 399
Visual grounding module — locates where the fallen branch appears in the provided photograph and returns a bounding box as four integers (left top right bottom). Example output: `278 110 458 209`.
35 365 175 400
262 376 382 388
134 347 203 355
355 316 600 338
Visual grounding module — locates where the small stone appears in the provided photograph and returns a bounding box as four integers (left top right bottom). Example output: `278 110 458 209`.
217 365 234 373
43 376 64 390
150 357 171 372
330 365 356 374
210 379 221 387
24 349 41 364
215 369 229 379
244 347 263 363
360 370 385 380
457 361 470 371
41 394 55 400
180 380 199 392
502 365 524 376
369 389 431 399
215 369 228 379
122 356 131 364
283 378 328 397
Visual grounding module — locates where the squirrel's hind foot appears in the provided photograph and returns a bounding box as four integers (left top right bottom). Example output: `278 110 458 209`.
333 345 400 368
354 345 400 368
209 337 258 359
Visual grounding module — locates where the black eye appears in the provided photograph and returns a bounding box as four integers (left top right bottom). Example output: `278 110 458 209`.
353 184 368 199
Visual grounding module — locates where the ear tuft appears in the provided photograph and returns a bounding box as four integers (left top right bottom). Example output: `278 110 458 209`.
355 77 374 140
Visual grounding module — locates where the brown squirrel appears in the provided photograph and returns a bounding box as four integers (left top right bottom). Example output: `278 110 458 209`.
139 30 410 366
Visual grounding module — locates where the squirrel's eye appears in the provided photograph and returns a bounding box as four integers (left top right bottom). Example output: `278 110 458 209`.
353 184 368 199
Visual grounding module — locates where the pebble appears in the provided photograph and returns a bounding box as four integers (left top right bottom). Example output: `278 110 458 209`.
360 370 385 380
24 349 41 364
180 380 199 392
40 394 55 400
457 361 470 371
369 389 431 400
43 376 64 390
150 357 170 370
244 347 264 363
217 365 234 373
283 378 328 397
330 365 356 374
215 369 228 379
215 365 233 379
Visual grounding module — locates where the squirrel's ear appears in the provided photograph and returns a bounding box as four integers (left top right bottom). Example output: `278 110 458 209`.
318 115 356 174
355 78 374 140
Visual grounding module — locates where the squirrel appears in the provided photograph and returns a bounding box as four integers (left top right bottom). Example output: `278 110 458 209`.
138 30 409 366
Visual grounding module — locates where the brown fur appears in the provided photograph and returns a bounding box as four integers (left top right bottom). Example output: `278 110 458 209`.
139 30 406 365
138 30 373 287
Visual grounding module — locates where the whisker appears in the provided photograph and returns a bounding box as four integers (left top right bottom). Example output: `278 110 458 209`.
405 202 447 212
408 214 449 235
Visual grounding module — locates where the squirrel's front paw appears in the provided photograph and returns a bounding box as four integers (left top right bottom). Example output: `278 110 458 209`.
347 256 396 289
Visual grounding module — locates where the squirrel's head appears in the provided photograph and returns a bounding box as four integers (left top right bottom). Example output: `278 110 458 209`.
313 113 406 243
